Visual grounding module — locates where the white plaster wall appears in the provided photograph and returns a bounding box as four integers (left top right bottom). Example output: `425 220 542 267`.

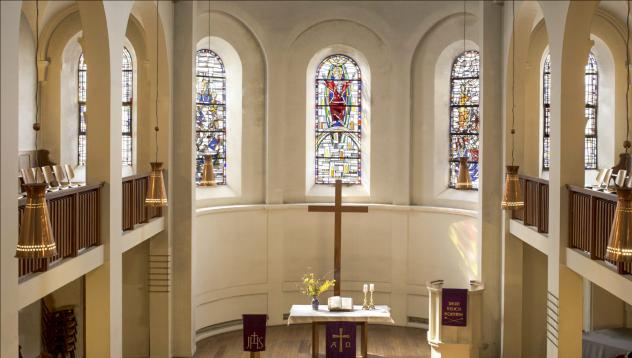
19 14 36 152
193 206 478 336
122 241 149 358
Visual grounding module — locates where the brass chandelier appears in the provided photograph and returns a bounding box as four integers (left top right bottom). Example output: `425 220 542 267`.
145 1 168 208
16 0 57 259
501 0 524 210
605 0 632 263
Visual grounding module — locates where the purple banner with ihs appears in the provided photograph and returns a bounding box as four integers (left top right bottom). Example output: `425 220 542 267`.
326 322 356 358
243 314 266 352
442 288 468 327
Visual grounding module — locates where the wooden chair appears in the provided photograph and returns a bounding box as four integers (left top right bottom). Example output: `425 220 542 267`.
41 299 77 358
42 167 60 191
53 165 69 188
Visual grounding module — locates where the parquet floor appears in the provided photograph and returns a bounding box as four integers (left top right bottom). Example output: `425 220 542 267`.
195 324 431 358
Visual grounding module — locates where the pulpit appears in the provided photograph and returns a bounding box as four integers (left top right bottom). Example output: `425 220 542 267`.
427 280 484 358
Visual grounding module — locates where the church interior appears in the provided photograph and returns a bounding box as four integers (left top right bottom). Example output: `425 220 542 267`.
2 1 632 357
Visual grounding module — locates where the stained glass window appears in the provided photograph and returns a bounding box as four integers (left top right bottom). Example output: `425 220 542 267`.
542 53 598 170
315 55 362 185
195 49 226 185
449 51 480 189
78 53 87 166
121 47 133 166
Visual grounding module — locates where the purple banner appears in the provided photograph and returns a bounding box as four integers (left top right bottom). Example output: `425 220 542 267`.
326 322 356 358
442 288 468 327
243 314 266 352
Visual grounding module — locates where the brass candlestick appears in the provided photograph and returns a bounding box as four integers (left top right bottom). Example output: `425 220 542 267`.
369 290 375 310
362 290 369 310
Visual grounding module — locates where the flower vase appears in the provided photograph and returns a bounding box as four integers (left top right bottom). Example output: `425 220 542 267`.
311 296 319 310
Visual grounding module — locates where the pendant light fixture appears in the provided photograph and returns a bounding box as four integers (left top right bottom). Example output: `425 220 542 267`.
145 1 168 207
605 0 632 263
16 0 57 259
501 0 524 210
456 0 473 190
198 0 217 187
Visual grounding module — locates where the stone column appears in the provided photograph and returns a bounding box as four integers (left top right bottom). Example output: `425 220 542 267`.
171 0 197 355
78 2 132 356
478 1 503 357
543 2 598 357
1 1 21 357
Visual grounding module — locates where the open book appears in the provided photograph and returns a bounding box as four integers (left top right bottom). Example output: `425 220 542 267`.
327 296 354 312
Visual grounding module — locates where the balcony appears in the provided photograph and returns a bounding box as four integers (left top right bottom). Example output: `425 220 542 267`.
512 175 549 234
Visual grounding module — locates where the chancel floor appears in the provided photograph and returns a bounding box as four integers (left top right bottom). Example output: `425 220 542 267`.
195 324 430 357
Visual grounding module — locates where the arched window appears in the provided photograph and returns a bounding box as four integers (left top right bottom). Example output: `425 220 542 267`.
121 47 133 166
542 53 598 170
314 54 362 185
449 50 480 189
77 49 136 167
78 53 87 166
195 49 226 185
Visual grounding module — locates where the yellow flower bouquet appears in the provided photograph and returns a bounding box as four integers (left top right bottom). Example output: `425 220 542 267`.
300 273 335 310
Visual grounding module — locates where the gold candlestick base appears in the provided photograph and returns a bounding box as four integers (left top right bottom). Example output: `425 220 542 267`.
368 291 375 310
362 291 369 310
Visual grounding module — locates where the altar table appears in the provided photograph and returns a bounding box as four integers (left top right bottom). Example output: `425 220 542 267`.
287 304 394 357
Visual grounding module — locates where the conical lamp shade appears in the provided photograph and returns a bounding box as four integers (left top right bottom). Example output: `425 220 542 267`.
455 157 473 190
501 165 524 210
16 183 57 258
606 187 632 262
145 162 168 207
199 154 217 187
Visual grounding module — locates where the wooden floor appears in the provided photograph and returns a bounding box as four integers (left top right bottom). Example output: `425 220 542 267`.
195 324 430 358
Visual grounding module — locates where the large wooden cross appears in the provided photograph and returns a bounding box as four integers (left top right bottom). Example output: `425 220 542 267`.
308 180 368 296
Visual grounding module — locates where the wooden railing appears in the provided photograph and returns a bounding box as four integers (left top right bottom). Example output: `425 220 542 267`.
18 183 103 278
122 173 162 231
511 175 549 233
568 185 632 275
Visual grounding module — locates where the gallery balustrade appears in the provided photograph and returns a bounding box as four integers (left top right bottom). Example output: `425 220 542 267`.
511 174 549 234
122 173 162 231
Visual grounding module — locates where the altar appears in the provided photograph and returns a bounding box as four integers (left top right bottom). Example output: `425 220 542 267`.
287 304 394 357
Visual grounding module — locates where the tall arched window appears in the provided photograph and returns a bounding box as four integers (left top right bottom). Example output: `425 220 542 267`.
449 50 480 189
121 47 133 166
78 53 87 166
314 54 362 185
542 53 598 170
195 49 226 185
77 49 136 167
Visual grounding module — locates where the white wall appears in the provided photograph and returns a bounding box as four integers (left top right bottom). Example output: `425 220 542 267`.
122 241 149 358
194 205 478 336
19 14 36 152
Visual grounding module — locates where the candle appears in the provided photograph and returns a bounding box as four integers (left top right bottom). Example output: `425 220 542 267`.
363 284 368 293
369 283 375 292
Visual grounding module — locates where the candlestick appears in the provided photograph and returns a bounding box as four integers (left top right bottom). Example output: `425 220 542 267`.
362 289 369 310
369 284 375 310
363 284 368 293
369 283 374 292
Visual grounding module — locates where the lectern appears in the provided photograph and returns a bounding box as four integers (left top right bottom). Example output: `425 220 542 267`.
427 280 484 358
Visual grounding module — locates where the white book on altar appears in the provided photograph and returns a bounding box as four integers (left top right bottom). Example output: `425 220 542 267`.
328 296 353 311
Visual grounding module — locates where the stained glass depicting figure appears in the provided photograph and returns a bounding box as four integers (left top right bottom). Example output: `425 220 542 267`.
121 47 133 166
449 51 480 189
542 53 598 170
195 49 226 185
78 53 87 166
315 55 362 184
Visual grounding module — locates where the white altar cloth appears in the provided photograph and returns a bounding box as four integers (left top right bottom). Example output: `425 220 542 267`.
287 305 394 325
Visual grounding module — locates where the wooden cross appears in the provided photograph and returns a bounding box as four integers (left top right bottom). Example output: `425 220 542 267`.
308 180 368 296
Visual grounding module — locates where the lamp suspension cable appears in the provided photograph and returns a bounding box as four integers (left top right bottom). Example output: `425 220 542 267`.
155 0 159 163
626 0 630 151
511 0 516 165
35 0 40 168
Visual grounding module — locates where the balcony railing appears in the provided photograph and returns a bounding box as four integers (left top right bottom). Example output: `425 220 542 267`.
512 175 549 233
18 183 103 278
122 173 162 231
567 185 632 275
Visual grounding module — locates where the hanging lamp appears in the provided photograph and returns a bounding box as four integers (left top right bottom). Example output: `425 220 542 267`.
605 0 632 263
146 1 168 208
16 0 57 259
198 0 217 187
501 0 524 210
455 0 473 190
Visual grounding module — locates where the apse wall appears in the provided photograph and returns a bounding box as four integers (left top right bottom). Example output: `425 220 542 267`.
193 205 478 338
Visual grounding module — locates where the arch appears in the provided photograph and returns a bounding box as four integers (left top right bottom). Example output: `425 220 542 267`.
411 12 480 210
194 10 265 206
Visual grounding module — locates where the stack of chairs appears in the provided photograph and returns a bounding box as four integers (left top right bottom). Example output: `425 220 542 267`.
19 164 81 196
41 299 77 358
